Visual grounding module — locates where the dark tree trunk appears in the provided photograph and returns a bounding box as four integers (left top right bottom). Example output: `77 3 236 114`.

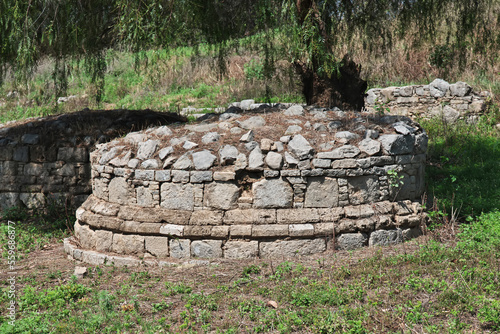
294 54 367 111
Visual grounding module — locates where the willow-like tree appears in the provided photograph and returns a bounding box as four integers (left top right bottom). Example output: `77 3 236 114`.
1 0 498 109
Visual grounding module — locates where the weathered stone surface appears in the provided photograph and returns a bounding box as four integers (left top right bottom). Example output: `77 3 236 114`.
112 233 145 254
204 182 239 210
173 153 194 170
21 134 40 145
247 147 265 171
288 135 314 160
314 223 334 236
252 224 289 237
238 116 266 130
284 105 304 116
253 178 293 208
335 131 359 140
95 230 113 252
358 139 381 156
285 125 302 135
170 239 191 259
240 130 254 142
201 132 220 144
289 224 314 236
260 239 326 258
160 224 184 236
19 193 45 208
224 209 276 224
348 176 380 205
171 170 190 183
183 141 198 150
190 170 213 183
224 241 259 258
230 225 252 237
429 78 450 97
158 146 174 160
213 171 235 181
239 99 255 110
336 233 368 250
442 105 460 123
191 240 222 258
379 134 415 155
265 152 283 169
284 151 299 166
414 133 428 154
277 208 320 223
211 225 229 237
136 186 157 207
402 227 422 240
108 177 132 205
160 183 194 210
317 145 361 159
312 158 331 168
189 210 223 225
192 150 217 170
184 226 212 237
218 146 238 166
369 229 403 246
235 153 248 171
136 140 159 160
304 177 338 208
141 159 159 169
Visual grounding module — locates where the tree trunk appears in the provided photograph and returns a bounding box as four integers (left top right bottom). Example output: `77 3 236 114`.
294 54 367 111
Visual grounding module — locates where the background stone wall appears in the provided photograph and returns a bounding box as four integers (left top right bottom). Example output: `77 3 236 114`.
0 110 184 211
70 106 428 262
365 79 490 122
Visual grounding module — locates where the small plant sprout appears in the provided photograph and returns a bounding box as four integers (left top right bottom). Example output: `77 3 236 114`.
387 169 404 188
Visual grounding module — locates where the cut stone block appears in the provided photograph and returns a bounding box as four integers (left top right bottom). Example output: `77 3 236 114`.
224 241 259 258
259 239 326 258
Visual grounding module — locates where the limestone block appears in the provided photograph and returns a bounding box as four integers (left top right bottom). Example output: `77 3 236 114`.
312 159 331 168
230 225 252 237
81 251 107 266
288 134 314 160
317 145 360 159
369 229 403 246
159 224 184 236
136 140 159 160
248 147 265 171
78 224 96 249
238 115 266 129
24 163 43 176
118 206 191 224
331 159 357 169
211 226 229 238
224 241 259 259
289 224 314 237
252 224 289 237
204 182 239 210
213 171 235 181
284 105 304 116
277 208 320 223
337 218 375 233
189 210 223 225
191 240 222 258
184 226 212 237
19 193 45 208
348 176 380 205
336 233 368 250
344 204 375 219
192 150 217 170
171 170 190 183
108 177 132 205
260 239 326 258
112 234 145 254
314 223 334 236
449 81 472 97
265 151 283 169
379 134 415 155
145 236 169 257
160 183 194 210
136 186 158 207
358 139 381 156
219 145 239 165
169 239 191 259
304 177 338 208
253 178 293 208
190 171 213 183
95 230 113 252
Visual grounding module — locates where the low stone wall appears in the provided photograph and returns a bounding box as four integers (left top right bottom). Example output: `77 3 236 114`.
0 109 185 210
69 105 428 262
365 79 490 122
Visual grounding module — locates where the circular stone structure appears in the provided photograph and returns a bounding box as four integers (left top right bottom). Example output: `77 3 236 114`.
65 104 428 266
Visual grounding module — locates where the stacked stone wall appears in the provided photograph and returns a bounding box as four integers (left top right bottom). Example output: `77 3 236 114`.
0 130 91 209
69 106 428 263
0 110 184 211
365 79 490 122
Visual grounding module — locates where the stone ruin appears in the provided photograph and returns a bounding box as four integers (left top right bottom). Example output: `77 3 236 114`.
65 104 428 265
365 79 490 122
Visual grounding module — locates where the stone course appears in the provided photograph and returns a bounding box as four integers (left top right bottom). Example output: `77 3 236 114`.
67 104 428 263
365 79 490 121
